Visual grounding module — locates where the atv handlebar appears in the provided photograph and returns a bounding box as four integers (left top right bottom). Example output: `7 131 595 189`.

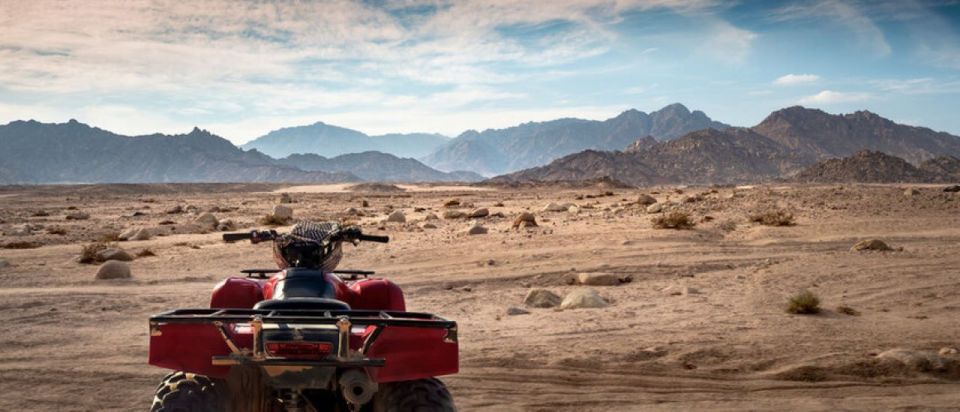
222 228 389 244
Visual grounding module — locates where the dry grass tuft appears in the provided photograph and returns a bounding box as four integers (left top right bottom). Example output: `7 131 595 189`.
259 214 292 226
786 290 821 314
78 241 113 264
749 209 796 226
651 211 695 230
836 305 861 316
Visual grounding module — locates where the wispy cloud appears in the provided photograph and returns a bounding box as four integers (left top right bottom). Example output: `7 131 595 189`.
773 73 820 86
799 90 871 105
771 0 891 56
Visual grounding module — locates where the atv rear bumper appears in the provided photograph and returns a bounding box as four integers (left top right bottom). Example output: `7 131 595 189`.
148 308 458 382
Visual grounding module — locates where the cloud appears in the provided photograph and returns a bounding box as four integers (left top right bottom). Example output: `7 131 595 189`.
696 21 757 64
798 90 871 105
873 78 960 95
771 0 891 56
773 73 820 86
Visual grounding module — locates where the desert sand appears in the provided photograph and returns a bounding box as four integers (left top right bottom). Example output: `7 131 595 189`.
1 183 959 411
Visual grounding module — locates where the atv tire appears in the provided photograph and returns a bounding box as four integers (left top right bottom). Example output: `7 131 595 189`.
372 378 456 412
151 371 225 412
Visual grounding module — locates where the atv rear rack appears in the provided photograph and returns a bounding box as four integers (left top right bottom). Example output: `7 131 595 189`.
150 309 457 368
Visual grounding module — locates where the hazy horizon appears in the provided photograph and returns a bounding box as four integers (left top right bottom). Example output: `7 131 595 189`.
2 0 959 144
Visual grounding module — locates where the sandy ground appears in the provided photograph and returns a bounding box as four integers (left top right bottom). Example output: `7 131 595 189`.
1 183 960 411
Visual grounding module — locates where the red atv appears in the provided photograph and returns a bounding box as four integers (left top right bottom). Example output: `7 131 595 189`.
148 223 458 411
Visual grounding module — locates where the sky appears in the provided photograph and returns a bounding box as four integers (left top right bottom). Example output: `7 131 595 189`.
1 0 959 144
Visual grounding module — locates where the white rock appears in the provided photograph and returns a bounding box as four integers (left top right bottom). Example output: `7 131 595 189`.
118 228 138 241
568 205 580 214
543 202 573 212
560 289 609 310
95 261 131 280
524 289 562 308
129 228 152 241
576 272 624 286
646 203 663 213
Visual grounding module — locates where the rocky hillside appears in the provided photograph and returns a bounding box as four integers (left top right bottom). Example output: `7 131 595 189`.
422 103 728 176
277 152 483 182
0 120 357 184
242 121 449 159
495 107 960 185
791 151 940 183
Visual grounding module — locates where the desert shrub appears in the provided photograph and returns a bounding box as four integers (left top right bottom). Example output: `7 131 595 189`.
750 209 795 226
136 248 157 257
259 214 292 226
836 305 861 316
2 241 42 249
651 211 695 230
786 290 821 314
78 241 113 263
718 219 738 232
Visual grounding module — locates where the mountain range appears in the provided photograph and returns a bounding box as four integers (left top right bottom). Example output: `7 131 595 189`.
790 150 959 183
494 107 960 185
242 122 449 159
0 120 477 184
420 103 729 176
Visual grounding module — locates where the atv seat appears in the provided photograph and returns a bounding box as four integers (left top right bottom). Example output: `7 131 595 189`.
253 297 351 311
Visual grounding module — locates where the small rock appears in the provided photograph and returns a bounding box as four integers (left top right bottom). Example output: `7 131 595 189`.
542 202 572 212
424 213 439 220
0 259 9 269
877 348 949 372
467 208 489 218
512 212 537 229
118 228 138 240
386 210 406 223
637 194 657 206
524 289 562 308
421 222 437 229
195 212 219 227
361 200 370 207
940 347 958 356
344 207 360 216
466 224 488 235
943 185 960 193
272 205 293 221
576 272 624 286
681 286 699 296
506 307 530 316
851 239 893 252
279 193 294 204
216 219 236 231
95 261 132 280
129 228 152 241
65 211 90 220
443 210 466 219
165 205 184 214
7 224 32 236
97 248 134 262
903 188 920 197
568 205 580 214
443 199 460 208
560 289 609 310
646 203 663 214
185 205 200 214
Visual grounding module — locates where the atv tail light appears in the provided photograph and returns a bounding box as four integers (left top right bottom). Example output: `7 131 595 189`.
265 341 333 359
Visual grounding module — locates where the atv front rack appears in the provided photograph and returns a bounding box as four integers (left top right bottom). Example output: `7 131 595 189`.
150 308 457 368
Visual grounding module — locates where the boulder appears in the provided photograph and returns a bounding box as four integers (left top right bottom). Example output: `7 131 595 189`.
467 208 489 218
97 248 134 262
118 228 138 240
560 289 609 310
646 203 663 214
165 205 184 214
272 205 293 220
524 289 561 308
195 213 219 227
95 261 132 280
637 194 657 206
851 239 893 252
512 212 537 229
466 224 488 235
576 272 626 286
386 210 406 223
443 210 466 219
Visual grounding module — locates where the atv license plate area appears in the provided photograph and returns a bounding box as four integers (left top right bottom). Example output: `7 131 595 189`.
148 308 459 382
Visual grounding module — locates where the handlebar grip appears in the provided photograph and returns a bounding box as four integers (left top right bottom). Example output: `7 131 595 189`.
359 234 389 243
222 232 252 242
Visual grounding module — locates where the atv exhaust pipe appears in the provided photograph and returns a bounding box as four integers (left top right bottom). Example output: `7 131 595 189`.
339 369 377 407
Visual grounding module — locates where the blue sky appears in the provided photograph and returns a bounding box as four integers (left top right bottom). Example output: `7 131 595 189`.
1 0 959 143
